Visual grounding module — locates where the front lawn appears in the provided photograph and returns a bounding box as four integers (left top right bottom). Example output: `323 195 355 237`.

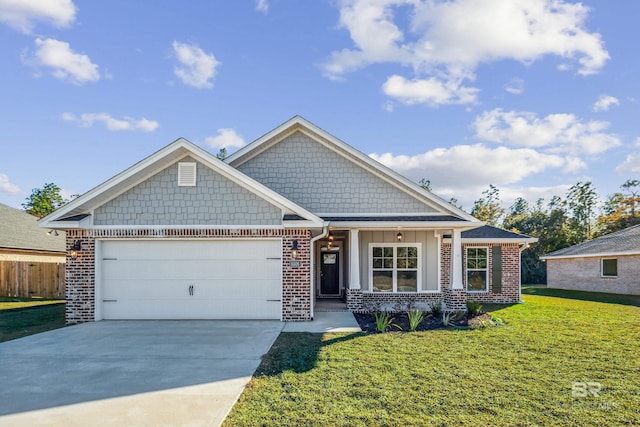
0 297 66 343
224 292 640 426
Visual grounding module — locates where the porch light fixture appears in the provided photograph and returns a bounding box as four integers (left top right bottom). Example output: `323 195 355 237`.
47 230 59 236
396 232 403 242
291 240 299 259
70 240 82 259
328 232 334 241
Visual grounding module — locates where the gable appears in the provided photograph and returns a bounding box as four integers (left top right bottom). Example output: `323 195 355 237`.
235 131 439 215
93 157 282 226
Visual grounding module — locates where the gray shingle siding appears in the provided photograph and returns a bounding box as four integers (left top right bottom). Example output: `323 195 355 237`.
236 131 437 214
94 158 281 226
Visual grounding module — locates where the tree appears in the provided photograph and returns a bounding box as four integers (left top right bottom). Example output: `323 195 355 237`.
471 185 505 226
596 179 640 236
22 183 67 218
215 147 227 160
567 181 598 243
418 178 432 191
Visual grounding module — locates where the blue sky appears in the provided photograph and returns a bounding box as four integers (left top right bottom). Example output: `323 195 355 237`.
1 0 639 212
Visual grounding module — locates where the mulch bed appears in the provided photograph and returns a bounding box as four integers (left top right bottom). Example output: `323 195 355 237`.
354 311 472 333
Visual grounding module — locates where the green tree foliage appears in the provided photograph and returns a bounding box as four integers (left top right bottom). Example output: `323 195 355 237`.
418 178 432 191
567 181 598 243
215 147 227 160
471 185 505 226
596 180 640 236
22 183 67 218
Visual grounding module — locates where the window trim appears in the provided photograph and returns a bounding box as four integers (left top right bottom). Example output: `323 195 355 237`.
601 258 618 278
368 243 422 293
466 246 489 293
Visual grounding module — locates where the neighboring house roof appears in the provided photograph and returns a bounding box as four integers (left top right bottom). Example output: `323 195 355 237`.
541 225 640 259
227 116 482 225
40 138 323 229
0 203 65 253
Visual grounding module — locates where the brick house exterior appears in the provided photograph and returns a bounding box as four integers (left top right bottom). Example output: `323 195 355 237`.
42 116 536 323
542 225 640 295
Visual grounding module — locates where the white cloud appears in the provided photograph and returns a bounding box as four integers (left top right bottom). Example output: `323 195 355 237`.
370 144 571 187
62 112 159 132
382 74 479 106
205 128 246 149
473 108 621 155
24 38 100 84
172 41 220 89
593 95 620 112
325 0 608 106
615 153 640 175
0 173 21 194
504 78 525 95
370 145 582 209
256 0 269 13
0 0 76 33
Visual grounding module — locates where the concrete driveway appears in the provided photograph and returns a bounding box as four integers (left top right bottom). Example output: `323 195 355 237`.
0 320 283 427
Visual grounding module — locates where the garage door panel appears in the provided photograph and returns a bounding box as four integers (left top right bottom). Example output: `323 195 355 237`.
103 259 281 281
100 240 283 320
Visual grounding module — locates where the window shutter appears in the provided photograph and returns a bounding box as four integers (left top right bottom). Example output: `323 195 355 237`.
178 162 196 186
491 245 502 293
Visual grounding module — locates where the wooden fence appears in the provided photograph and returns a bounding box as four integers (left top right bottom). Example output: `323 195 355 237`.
0 261 65 299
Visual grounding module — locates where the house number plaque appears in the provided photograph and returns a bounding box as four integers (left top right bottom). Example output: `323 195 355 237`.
290 261 301 268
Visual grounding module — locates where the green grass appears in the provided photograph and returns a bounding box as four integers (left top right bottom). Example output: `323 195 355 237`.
224 291 640 426
0 298 66 343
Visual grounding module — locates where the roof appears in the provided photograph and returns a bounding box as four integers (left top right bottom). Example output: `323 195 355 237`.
39 138 324 229
227 116 482 225
454 225 538 244
322 215 465 222
0 203 65 253
542 224 640 259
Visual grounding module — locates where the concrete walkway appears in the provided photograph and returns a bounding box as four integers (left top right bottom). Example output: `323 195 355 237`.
0 320 283 427
283 311 362 333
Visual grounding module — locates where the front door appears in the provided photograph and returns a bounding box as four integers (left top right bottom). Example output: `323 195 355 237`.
320 252 340 295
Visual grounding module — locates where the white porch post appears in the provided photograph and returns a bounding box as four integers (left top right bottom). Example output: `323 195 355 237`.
450 229 464 290
349 229 361 289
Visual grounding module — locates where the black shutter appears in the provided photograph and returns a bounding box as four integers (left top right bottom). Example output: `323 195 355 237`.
492 245 502 293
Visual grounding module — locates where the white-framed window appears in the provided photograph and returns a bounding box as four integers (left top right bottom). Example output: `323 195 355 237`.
601 258 618 277
369 244 421 292
466 247 488 292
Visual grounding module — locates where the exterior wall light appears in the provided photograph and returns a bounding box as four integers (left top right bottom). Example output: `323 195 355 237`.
291 240 299 259
396 232 403 242
70 240 82 259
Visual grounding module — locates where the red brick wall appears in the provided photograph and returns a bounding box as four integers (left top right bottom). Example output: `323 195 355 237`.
64 228 313 323
440 242 521 305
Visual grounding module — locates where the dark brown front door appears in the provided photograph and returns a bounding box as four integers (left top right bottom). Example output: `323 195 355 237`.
320 252 340 295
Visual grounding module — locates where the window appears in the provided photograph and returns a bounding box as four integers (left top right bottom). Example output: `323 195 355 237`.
370 244 420 292
602 258 617 277
466 247 488 292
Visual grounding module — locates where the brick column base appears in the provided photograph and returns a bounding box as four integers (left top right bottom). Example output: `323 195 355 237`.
346 289 363 311
443 289 467 311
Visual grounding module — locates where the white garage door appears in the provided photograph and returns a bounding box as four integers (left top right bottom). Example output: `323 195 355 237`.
99 239 282 320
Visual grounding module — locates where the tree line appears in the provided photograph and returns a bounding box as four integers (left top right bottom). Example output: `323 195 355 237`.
465 180 640 283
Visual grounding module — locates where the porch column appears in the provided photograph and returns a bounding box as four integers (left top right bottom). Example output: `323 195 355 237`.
450 229 464 289
349 229 361 289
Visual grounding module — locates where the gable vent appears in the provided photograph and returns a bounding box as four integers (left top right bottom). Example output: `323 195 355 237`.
178 162 197 186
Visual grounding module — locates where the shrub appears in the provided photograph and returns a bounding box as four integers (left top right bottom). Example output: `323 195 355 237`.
407 309 425 332
429 299 444 317
466 299 483 317
373 312 398 333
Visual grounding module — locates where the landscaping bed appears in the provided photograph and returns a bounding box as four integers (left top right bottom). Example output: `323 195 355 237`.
354 311 469 332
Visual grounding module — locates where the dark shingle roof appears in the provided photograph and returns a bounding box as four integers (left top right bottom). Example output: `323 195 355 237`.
462 225 534 240
544 224 640 258
322 215 465 222
0 203 66 253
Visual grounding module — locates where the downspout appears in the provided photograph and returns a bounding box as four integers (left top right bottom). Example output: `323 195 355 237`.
309 223 329 320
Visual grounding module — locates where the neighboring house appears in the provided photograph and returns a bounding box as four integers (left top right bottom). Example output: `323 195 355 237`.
40 116 536 322
542 225 640 295
0 203 65 262
0 203 66 298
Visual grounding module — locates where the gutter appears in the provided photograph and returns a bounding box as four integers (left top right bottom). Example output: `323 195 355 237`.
309 223 329 320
